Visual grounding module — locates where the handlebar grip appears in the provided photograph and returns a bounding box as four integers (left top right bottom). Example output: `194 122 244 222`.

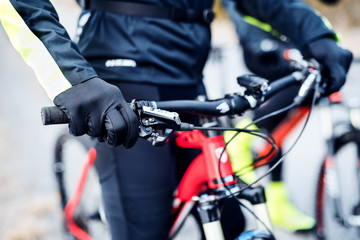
41 106 69 125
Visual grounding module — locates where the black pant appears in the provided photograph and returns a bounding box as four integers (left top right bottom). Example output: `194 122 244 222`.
94 82 205 239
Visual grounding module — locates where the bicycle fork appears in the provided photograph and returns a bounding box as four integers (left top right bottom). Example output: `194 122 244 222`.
237 186 274 240
197 186 274 240
197 195 225 240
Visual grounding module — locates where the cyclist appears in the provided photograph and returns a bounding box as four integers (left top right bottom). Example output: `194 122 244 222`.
223 0 344 233
0 0 352 239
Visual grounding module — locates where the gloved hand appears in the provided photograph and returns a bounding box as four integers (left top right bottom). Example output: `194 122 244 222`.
53 78 139 148
303 37 353 95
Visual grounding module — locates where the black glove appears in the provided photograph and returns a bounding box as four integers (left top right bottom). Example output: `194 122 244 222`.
53 78 139 148
303 37 353 95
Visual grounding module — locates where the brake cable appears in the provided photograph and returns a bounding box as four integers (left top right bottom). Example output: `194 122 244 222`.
214 79 320 238
243 81 319 189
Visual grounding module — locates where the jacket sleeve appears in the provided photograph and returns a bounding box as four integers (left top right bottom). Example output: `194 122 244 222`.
236 0 336 49
0 0 98 101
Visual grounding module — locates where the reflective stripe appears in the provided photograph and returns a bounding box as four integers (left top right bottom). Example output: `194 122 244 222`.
243 15 282 38
312 9 340 41
0 0 72 101
243 14 340 42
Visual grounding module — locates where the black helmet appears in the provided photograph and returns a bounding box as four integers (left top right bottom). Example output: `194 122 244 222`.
319 0 340 4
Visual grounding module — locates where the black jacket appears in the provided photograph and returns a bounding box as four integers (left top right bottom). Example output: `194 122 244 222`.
1 0 335 100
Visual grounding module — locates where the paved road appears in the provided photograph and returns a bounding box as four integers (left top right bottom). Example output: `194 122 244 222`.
0 1 79 239
0 23 66 240
0 2 359 239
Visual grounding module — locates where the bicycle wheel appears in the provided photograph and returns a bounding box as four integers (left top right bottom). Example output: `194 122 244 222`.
315 130 360 240
53 133 110 240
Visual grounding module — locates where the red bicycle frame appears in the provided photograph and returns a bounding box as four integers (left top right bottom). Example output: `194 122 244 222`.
255 92 342 168
64 148 97 240
170 130 237 236
255 106 310 168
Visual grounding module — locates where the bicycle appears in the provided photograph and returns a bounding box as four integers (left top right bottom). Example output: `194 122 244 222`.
243 87 360 240
314 93 360 239
229 61 360 239
42 57 323 240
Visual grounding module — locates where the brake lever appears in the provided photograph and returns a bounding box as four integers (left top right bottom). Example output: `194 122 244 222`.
294 68 321 105
132 101 182 146
283 51 323 104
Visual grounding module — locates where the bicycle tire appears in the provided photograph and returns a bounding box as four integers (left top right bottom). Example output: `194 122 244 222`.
315 130 360 240
53 133 110 240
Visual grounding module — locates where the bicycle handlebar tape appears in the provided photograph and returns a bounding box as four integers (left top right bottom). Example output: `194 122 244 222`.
41 106 69 125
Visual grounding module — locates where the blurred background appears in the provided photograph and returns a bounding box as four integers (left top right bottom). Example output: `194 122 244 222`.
0 0 359 239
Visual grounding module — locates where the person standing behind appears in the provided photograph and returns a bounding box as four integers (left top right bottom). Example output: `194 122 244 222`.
223 0 346 233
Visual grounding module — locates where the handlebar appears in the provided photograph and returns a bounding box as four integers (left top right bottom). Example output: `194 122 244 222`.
41 71 311 123
41 58 321 145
